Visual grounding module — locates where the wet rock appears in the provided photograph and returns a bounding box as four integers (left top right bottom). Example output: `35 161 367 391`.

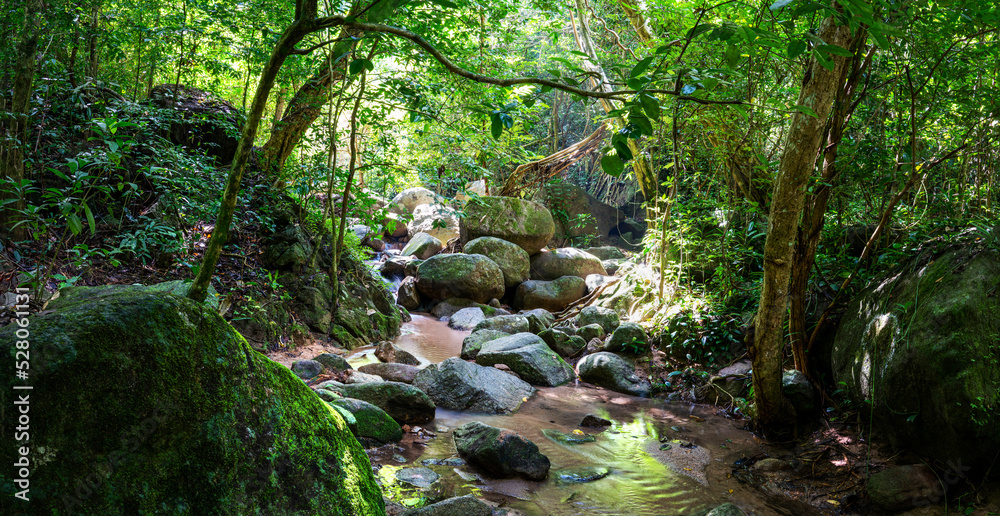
397 276 421 310
514 276 587 312
327 397 403 447
605 322 648 353
580 414 613 427
403 494 493 516
344 370 385 384
473 314 530 334
326 381 436 424
537 328 587 358
414 357 535 414
392 187 441 214
750 458 795 474
706 503 748 516
866 464 944 511
448 307 486 331
464 236 530 288
358 362 421 384
476 333 576 386
380 255 413 279
454 421 550 480
530 247 607 280
460 196 555 255
718 360 752 377
583 246 627 261
577 323 606 344
429 298 507 319
375 341 420 365
584 274 617 294
421 457 465 467
576 352 651 397
291 359 324 379
417 254 505 304
576 306 621 333
782 369 816 415
520 308 555 333
832 246 1000 472
314 353 352 372
555 466 611 483
543 428 596 444
401 232 443 260
404 259 423 278
409 203 460 243
396 466 440 488
461 329 510 360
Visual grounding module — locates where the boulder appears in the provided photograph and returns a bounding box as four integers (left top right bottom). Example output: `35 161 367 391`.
602 259 622 275
534 183 627 244
429 298 508 319
584 246 627 261
397 276 421 310
375 341 420 365
391 187 441 214
538 328 587 358
706 503 748 516
577 324 605 344
149 279 220 310
0 285 383 514
460 196 555 255
414 357 536 414
261 224 313 270
357 362 421 384
605 322 648 353
327 381 436 424
461 329 510 360
404 259 423 277
520 308 555 333
464 236 530 288
530 247 607 280
831 246 1000 472
400 232 443 260
380 255 413 279
476 333 576 386
343 370 386 384
576 306 621 333
416 254 505 304
409 203 460 243
313 353 352 372
448 307 486 331
327 397 403 447
291 359 324 379
403 494 493 516
866 464 944 511
580 414 613 427
782 369 816 415
472 314 530 334
577 352 651 397
514 276 587 312
453 422 550 480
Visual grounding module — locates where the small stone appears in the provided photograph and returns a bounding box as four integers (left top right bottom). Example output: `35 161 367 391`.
395 466 440 488
580 414 612 427
291 359 323 379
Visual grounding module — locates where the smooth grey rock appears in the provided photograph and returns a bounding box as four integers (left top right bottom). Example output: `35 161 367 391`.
576 306 620 333
530 247 607 280
454 421 550 480
473 314 530 334
576 352 651 397
520 308 555 333
326 381 436 424
514 276 587 312
401 232 443 260
357 362 421 384
477 334 575 386
464 236 530 289
461 329 510 360
312 353 352 372
448 307 486 331
414 357 535 414
291 359 323 379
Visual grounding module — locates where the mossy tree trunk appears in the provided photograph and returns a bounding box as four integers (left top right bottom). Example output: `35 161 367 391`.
751 12 852 438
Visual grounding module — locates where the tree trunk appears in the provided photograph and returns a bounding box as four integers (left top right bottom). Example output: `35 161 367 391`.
186 14 320 303
259 0 405 174
1 0 43 242
751 13 852 438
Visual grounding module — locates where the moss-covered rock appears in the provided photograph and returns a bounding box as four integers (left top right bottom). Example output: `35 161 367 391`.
0 285 384 515
416 254 505 304
327 398 403 448
576 306 621 333
576 352 651 397
831 245 1000 473
325 381 436 424
513 276 587 312
530 247 607 280
476 333 576 387
460 196 554 255
464 236 530 289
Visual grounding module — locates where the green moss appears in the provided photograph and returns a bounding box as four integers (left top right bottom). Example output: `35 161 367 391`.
0 285 385 515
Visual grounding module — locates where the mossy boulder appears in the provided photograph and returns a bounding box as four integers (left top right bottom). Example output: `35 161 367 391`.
464 236 530 288
261 224 314 270
605 322 648 353
530 247 607 280
577 352 651 397
460 196 555 255
461 329 510 360
472 314 530 334
832 245 1000 473
513 276 587 312
453 422 550 481
476 333 576 386
149 280 220 310
326 381 436 424
327 398 403 447
0 285 384 515
416 254 505 304
400 232 443 260
414 357 536 414
575 306 620 333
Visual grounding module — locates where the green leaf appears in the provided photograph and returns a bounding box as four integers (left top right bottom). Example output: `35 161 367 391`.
639 94 660 120
490 113 502 139
601 153 625 177
612 135 634 161
770 0 794 10
630 56 655 78
725 44 741 68
817 44 854 57
731 104 749 121
83 202 96 235
787 39 807 59
523 97 535 108
348 59 367 75
546 68 562 78
500 112 514 129
686 23 715 40
427 0 457 8
67 213 83 236
792 104 820 117
631 113 653 136
626 78 645 90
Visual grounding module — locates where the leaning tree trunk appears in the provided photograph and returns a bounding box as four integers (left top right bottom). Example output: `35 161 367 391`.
750 13 852 439
259 0 404 175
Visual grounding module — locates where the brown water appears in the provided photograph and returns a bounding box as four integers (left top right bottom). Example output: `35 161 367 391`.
356 314 822 516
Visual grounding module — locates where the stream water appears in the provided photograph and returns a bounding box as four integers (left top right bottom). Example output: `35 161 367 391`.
347 314 820 516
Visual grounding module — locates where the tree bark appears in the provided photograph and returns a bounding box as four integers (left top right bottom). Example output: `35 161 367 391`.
751 13 852 438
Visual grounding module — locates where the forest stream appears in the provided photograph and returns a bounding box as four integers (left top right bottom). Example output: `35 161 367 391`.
346 314 817 516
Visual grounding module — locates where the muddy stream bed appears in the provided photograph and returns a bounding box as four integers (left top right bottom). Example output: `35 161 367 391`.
343 314 821 516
